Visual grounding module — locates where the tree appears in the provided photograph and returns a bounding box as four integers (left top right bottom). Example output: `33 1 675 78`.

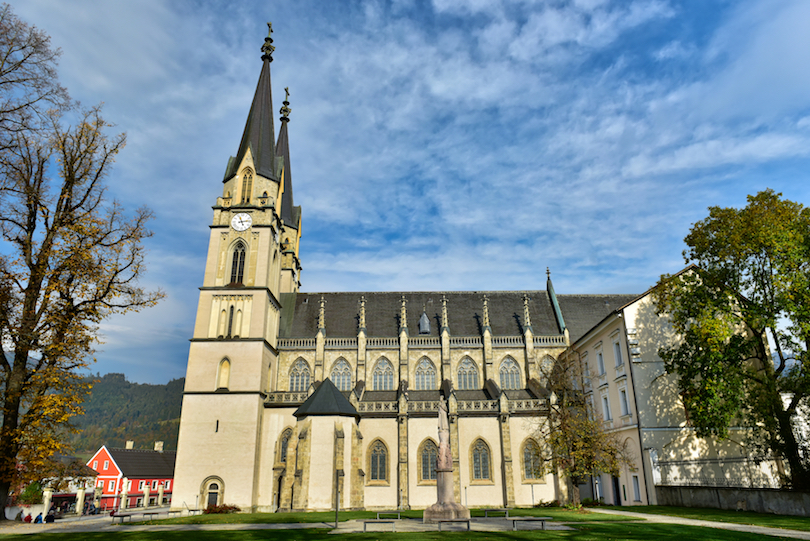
654 189 810 489
0 8 163 511
537 351 634 505
0 3 69 150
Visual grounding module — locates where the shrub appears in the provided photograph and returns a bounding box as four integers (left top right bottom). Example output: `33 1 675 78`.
17 482 43 505
204 504 241 514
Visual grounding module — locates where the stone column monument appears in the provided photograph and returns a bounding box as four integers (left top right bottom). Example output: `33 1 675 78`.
423 396 469 522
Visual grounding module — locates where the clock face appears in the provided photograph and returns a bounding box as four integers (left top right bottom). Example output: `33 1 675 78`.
231 213 252 231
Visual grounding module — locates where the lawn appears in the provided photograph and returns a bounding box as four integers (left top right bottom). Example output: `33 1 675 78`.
0 523 789 541
602 505 810 532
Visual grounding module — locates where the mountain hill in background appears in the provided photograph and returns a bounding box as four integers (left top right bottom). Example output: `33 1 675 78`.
69 373 184 455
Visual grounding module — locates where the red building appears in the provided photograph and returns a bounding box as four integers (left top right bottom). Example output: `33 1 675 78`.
87 442 176 511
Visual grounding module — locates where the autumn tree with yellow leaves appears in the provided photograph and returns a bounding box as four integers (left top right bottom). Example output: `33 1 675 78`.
0 5 162 511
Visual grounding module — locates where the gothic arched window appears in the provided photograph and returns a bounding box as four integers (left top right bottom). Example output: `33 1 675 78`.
279 428 292 463
230 241 246 285
241 169 253 204
499 357 521 390
217 359 230 390
289 359 311 392
420 439 438 481
372 358 394 391
523 439 542 480
369 440 388 482
457 358 478 390
472 439 491 480
330 359 352 391
414 358 436 390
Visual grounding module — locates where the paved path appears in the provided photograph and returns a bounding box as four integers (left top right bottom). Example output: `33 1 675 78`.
589 508 810 540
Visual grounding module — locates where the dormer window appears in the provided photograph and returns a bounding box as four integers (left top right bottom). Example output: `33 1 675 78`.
418 311 430 334
241 169 253 204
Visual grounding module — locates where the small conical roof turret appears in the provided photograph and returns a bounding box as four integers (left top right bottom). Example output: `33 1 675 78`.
224 23 277 182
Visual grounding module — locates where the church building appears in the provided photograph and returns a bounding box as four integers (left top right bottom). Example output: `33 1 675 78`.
172 26 719 513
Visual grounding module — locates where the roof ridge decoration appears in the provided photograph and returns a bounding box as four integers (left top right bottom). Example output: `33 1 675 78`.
546 267 567 333
359 296 366 331
482 295 490 328
224 23 277 182
522 293 532 330
318 296 326 331
400 296 407 331
441 295 448 330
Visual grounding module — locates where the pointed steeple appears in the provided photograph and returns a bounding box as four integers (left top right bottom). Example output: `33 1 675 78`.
224 23 277 182
547 267 566 333
276 87 298 227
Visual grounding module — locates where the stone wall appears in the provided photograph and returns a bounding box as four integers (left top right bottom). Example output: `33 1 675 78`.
656 486 810 517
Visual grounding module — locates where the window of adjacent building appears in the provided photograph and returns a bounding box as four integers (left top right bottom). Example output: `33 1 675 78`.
614 341 623 367
420 440 438 481
330 358 352 391
108 480 116 491
414 358 436 390
373 358 394 391
279 428 292 463
97 480 103 488
103 460 109 471
92 461 98 470
632 475 641 501
499 358 521 390
523 440 542 480
230 241 246 285
240 169 253 204
619 387 629 417
597 351 605 375
369 440 388 481
583 360 591 387
139 480 145 490
457 358 478 390
152 480 158 490
601 393 612 420
289 359 311 392
217 359 230 390
472 439 491 480
165 480 171 490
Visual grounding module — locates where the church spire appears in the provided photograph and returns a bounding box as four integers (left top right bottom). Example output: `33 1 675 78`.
224 23 277 182
276 87 297 227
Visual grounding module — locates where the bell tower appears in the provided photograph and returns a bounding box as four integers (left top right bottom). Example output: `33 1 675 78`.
173 23 301 512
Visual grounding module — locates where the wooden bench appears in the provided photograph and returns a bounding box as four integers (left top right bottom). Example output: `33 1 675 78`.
376 511 401 519
437 518 471 531
142 512 161 521
363 519 396 532
167 510 182 518
511 516 552 531
111 514 132 524
483 508 510 518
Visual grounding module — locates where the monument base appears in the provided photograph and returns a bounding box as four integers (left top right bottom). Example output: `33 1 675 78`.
423 501 470 523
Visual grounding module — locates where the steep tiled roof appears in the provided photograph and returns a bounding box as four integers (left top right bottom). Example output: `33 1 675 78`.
279 290 639 341
107 449 176 479
294 378 359 419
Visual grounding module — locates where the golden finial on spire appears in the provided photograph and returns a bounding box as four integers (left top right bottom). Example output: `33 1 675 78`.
482 295 490 328
280 86 291 121
261 22 275 60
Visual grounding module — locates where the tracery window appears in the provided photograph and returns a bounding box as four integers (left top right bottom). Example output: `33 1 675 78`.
289 359 311 392
279 428 292 463
499 358 521 390
472 439 491 480
420 440 438 481
457 358 478 390
414 358 436 390
372 358 394 391
330 359 352 391
230 241 246 284
523 440 542 479
370 440 388 481
241 169 253 204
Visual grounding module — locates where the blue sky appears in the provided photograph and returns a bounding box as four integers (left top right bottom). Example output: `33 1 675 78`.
14 0 810 384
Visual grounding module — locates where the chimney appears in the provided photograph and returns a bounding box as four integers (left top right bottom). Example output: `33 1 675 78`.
154 441 164 452
125 440 134 450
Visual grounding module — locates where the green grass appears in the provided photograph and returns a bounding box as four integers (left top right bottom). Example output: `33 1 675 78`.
602 505 810 532
0 522 788 540
124 507 640 525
